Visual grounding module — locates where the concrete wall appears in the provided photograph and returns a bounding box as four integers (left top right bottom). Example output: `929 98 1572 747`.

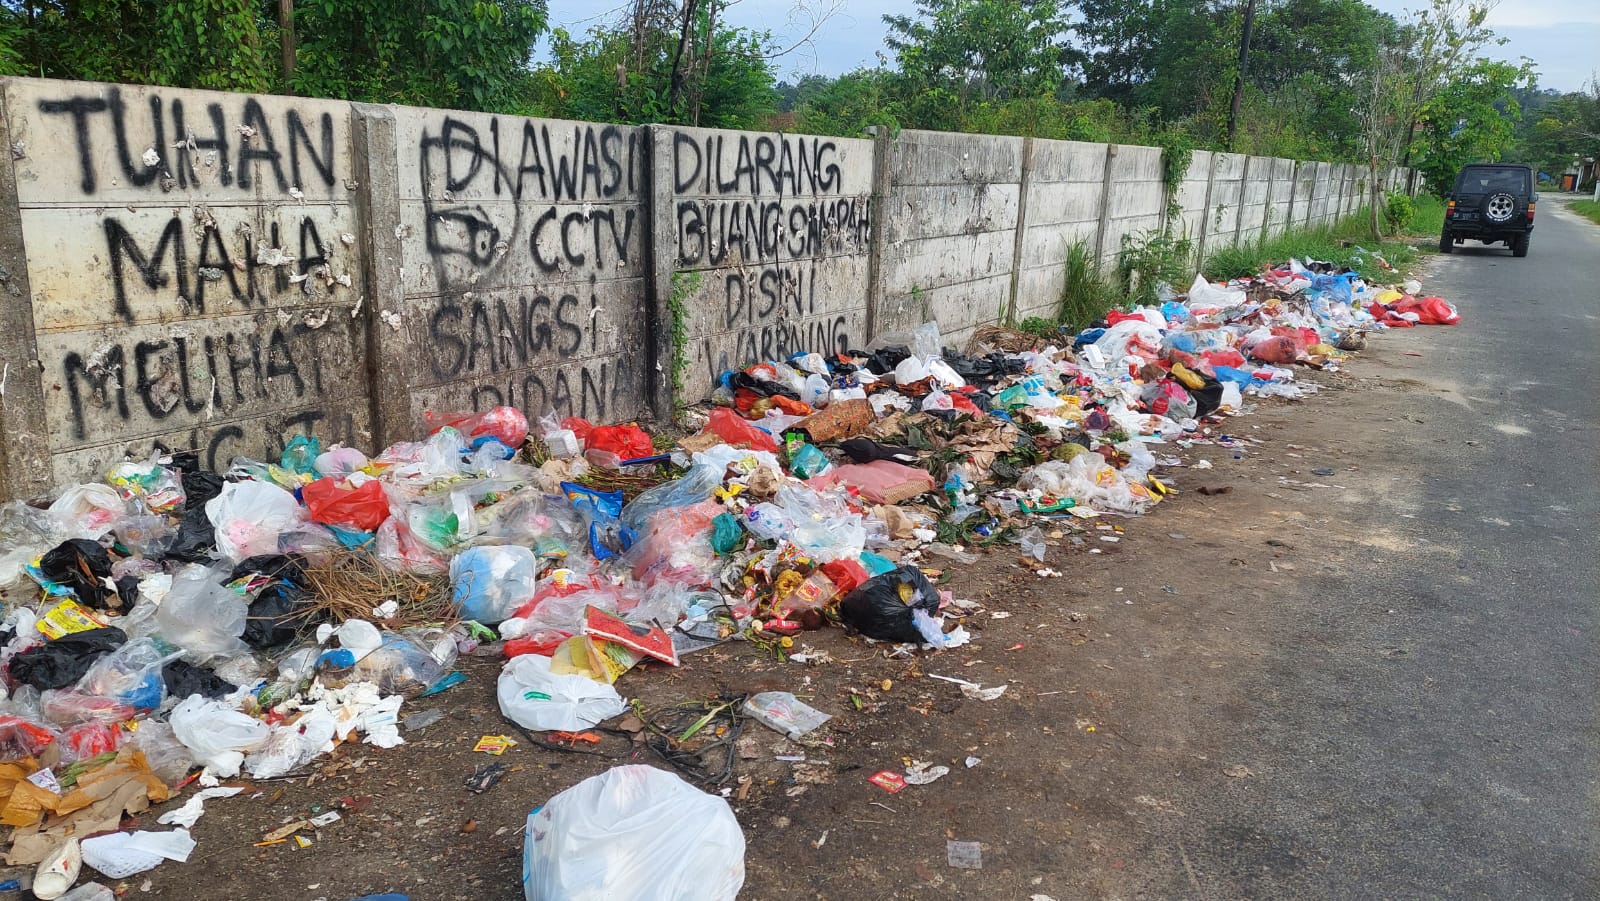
1013 139 1107 324
877 129 1022 347
0 79 371 496
0 74 1414 499
387 107 652 431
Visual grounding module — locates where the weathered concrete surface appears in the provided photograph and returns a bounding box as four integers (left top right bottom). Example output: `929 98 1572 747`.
1015 138 1107 322
879 130 1023 346
391 107 651 425
3 77 370 486
668 125 873 402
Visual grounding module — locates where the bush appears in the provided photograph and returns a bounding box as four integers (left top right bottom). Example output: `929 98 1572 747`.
1058 241 1121 330
1018 316 1060 338
1383 189 1416 235
1116 230 1192 307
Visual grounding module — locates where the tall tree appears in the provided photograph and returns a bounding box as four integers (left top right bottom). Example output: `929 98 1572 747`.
1409 56 1533 194
884 0 1074 130
1357 0 1499 238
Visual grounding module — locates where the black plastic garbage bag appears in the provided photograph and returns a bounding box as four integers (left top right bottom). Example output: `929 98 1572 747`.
9 626 128 690
839 438 919 465
231 555 318 649
162 659 237 699
244 583 317 649
1191 375 1225 419
940 349 1025 389
837 566 940 643
852 345 910 376
166 471 225 563
37 538 119 609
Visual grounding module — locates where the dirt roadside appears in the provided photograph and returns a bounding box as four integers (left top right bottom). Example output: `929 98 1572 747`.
4 322 1452 901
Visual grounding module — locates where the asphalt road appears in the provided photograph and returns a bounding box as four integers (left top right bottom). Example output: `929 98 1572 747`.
1108 197 1600 900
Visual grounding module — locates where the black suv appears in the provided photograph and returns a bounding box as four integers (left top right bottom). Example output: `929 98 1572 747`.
1440 163 1535 257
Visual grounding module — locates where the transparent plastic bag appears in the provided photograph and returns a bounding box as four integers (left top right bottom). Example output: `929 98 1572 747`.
48 484 129 540
911 320 943 361
244 709 336 779
76 638 182 710
155 564 249 660
522 765 744 901
126 719 195 786
619 465 722 533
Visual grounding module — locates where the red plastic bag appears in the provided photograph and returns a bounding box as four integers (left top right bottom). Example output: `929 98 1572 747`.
1395 296 1461 325
1202 349 1247 369
1247 336 1300 364
704 407 778 452
586 423 655 460
424 406 529 448
302 477 390 532
504 630 571 659
821 558 869 596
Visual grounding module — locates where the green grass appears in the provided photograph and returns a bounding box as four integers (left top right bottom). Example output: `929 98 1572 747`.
1409 194 1445 236
1572 199 1600 226
1203 208 1422 283
1058 240 1122 330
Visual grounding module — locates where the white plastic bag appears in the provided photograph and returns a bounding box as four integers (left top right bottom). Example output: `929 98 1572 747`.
244 709 337 779
80 830 194 879
205 481 306 562
522 765 745 901
168 695 270 778
497 654 625 732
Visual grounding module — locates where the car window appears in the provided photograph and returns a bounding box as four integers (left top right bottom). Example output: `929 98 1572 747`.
1459 169 1528 192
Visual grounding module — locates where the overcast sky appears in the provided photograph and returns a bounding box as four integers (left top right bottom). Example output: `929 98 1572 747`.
541 0 1600 93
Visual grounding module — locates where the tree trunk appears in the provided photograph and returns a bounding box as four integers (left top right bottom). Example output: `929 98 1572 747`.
278 0 296 89
1368 159 1383 242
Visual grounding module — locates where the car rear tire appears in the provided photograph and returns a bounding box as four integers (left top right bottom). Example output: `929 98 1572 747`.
1512 234 1530 257
1439 229 1454 254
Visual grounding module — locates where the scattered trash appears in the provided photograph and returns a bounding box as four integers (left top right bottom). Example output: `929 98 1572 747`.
868 771 908 793
464 762 508 794
743 692 832 740
904 761 950 785
472 735 518 756
947 839 983 869
0 256 1449 894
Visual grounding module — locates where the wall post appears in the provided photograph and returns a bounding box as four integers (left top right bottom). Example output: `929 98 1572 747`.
646 125 677 420
1093 143 1118 268
864 126 893 343
349 103 410 452
1233 154 1252 246
1003 137 1034 327
1194 152 1218 265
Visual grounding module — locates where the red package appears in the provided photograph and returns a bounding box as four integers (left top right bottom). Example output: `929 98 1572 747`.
586 423 655 459
703 407 778 452
424 406 529 448
1247 336 1300 364
302 477 390 532
582 606 678 666
1202 349 1247 369
949 393 984 416
1394 296 1461 325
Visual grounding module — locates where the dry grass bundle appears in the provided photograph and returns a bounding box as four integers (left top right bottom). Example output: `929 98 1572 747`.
296 551 455 629
965 324 1049 355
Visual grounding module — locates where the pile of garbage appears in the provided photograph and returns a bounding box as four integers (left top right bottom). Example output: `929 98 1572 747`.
0 258 1456 898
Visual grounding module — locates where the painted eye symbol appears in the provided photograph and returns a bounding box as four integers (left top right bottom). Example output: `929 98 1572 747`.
435 205 501 265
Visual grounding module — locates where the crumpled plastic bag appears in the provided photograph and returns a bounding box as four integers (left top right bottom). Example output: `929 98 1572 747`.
522 765 745 901
168 695 270 778
205 481 307 562
450 546 539 624
497 654 625 732
154 564 249 660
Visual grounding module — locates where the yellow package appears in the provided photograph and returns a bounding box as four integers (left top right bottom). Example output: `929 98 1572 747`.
37 600 106 640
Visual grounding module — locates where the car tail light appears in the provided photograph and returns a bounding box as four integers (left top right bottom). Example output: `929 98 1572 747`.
1527 201 1535 222
1446 199 1456 218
